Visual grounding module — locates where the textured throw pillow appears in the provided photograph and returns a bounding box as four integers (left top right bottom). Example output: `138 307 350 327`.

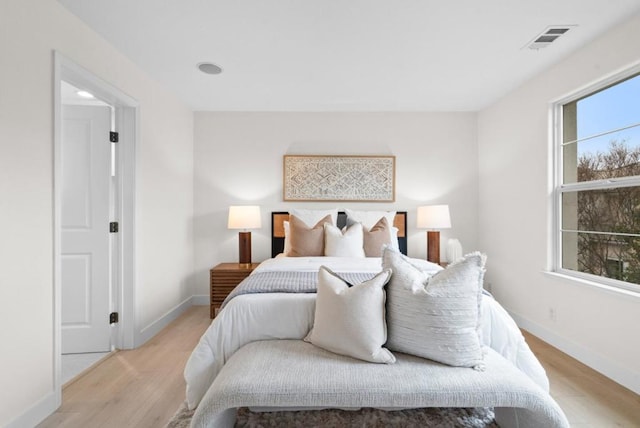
345 209 399 250
305 266 395 364
362 217 391 257
324 222 365 258
382 247 485 368
288 214 332 257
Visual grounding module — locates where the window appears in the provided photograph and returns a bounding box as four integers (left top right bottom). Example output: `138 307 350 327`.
554 70 640 292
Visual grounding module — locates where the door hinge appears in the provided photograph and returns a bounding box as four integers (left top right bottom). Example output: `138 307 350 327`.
110 131 119 143
110 312 119 324
110 222 119 233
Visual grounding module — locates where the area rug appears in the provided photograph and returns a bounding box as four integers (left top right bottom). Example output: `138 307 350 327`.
166 402 498 427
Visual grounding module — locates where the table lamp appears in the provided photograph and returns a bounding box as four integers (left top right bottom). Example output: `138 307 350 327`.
417 205 451 264
228 205 261 265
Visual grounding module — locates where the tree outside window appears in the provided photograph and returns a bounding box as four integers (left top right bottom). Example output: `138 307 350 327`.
558 73 640 290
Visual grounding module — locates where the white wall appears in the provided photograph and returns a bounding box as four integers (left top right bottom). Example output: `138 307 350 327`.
194 112 478 295
0 1 194 425
478 13 640 393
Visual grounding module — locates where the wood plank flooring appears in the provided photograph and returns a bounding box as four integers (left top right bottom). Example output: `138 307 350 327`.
38 307 210 428
39 306 640 427
523 331 640 427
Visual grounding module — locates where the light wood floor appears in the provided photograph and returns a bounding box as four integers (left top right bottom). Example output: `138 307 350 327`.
39 306 640 427
38 307 210 428
522 331 640 427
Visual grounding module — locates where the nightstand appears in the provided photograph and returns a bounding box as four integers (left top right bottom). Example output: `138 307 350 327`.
210 263 259 318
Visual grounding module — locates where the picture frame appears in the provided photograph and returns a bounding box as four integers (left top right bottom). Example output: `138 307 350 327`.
283 155 395 202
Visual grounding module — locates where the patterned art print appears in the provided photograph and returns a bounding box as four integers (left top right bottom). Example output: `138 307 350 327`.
283 155 395 202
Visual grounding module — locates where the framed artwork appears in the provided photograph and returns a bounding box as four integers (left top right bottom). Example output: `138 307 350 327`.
283 155 395 202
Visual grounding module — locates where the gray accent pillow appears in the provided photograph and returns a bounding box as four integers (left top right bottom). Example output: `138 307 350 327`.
382 247 485 368
305 266 395 364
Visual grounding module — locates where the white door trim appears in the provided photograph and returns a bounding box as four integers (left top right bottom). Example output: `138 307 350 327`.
53 51 138 407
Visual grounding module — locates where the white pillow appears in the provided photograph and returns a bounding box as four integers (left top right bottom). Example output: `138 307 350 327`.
399 255 443 275
345 209 399 250
390 226 399 248
305 266 395 364
290 208 338 227
324 222 365 258
382 247 485 369
283 220 291 255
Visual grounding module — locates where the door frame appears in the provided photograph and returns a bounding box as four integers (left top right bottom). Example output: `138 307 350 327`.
53 51 138 405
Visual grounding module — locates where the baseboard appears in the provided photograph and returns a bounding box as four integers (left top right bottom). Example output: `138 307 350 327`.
509 311 640 395
136 294 212 346
5 390 59 428
136 296 193 346
191 294 209 305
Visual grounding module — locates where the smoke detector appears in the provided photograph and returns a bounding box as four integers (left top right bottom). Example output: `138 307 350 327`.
197 62 223 75
524 26 575 50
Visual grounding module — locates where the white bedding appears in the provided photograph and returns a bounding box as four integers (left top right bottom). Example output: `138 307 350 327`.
258 255 436 274
184 256 549 410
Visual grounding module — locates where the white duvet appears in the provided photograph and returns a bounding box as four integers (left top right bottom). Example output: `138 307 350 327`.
184 256 549 410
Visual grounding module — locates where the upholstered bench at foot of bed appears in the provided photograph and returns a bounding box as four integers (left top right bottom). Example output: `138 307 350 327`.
191 340 569 428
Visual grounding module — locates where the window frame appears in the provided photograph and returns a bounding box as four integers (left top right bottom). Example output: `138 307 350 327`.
552 64 640 294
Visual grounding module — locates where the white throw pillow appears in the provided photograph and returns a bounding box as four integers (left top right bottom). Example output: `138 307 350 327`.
283 220 291 255
324 222 365 258
382 247 485 368
390 226 400 249
345 209 399 250
305 266 395 364
291 208 338 227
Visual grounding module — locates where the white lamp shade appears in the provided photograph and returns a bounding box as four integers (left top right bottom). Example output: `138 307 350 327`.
228 205 262 229
416 205 451 229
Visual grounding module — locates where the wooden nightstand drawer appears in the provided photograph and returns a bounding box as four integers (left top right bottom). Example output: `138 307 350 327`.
210 263 259 318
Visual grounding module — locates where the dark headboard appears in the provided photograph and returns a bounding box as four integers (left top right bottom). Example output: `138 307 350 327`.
271 211 408 258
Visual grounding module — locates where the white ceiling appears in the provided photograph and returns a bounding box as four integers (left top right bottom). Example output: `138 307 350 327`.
57 0 640 112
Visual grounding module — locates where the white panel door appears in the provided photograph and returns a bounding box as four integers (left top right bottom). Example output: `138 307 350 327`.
61 105 112 354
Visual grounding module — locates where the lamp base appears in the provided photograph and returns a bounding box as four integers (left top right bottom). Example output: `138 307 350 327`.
238 231 252 265
427 231 440 265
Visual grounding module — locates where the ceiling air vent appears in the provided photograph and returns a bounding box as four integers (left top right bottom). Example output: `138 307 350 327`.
524 26 574 50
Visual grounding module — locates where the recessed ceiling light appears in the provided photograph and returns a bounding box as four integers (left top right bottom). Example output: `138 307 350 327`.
77 90 95 99
197 62 223 75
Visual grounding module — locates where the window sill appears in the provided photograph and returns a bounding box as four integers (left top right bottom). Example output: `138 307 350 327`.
542 271 640 300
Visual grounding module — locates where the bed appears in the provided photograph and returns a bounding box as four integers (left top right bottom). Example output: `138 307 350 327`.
184 209 567 427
